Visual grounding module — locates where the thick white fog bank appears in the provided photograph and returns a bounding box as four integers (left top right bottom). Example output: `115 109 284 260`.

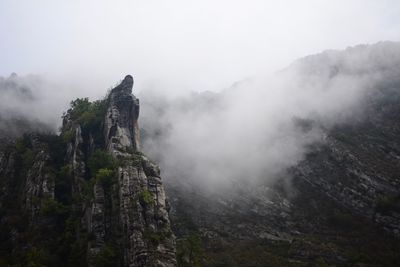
1 42 400 191
140 42 400 190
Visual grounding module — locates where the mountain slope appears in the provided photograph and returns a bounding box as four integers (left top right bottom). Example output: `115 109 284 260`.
159 42 400 266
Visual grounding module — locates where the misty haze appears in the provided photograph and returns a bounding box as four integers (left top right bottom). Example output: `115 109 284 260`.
1 1 400 267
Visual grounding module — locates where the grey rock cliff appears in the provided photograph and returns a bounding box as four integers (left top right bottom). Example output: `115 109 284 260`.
0 75 176 267
105 75 140 153
103 75 176 266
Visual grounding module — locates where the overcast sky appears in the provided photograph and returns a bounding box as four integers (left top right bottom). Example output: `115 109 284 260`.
1 0 399 96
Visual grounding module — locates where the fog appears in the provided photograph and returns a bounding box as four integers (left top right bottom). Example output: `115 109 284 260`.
140 42 400 189
0 74 100 136
1 43 400 192
1 1 400 189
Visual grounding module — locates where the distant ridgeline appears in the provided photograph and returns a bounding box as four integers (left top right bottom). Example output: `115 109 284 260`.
0 75 177 267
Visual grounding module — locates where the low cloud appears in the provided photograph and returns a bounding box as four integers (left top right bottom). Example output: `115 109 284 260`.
140 42 400 190
1 42 400 193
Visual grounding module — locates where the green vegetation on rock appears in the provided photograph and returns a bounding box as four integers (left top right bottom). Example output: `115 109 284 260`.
139 189 154 206
62 97 108 145
40 198 68 217
90 244 119 267
177 233 203 267
375 195 400 215
95 168 115 189
88 149 115 175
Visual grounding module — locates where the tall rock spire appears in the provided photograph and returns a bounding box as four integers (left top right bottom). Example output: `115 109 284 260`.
101 75 177 267
105 75 140 153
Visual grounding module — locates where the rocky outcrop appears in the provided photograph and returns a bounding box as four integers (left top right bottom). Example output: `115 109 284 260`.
0 135 56 222
105 75 140 153
25 146 54 221
67 125 87 195
103 75 176 267
0 75 176 267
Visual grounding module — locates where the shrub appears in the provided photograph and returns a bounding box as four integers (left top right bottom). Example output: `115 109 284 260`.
55 165 72 205
177 232 203 267
62 98 107 144
88 150 115 175
95 168 114 189
328 210 358 230
64 98 91 121
144 227 172 246
26 247 47 267
375 195 400 215
15 134 32 153
68 239 88 267
21 149 35 168
40 198 68 217
139 190 154 207
37 134 66 167
315 257 332 267
62 129 75 143
91 244 118 267
14 135 35 169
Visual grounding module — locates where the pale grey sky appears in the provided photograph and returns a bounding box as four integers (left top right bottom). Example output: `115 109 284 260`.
0 0 399 95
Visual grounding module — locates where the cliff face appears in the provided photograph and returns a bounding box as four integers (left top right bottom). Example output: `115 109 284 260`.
0 76 176 267
102 75 175 266
104 75 140 153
